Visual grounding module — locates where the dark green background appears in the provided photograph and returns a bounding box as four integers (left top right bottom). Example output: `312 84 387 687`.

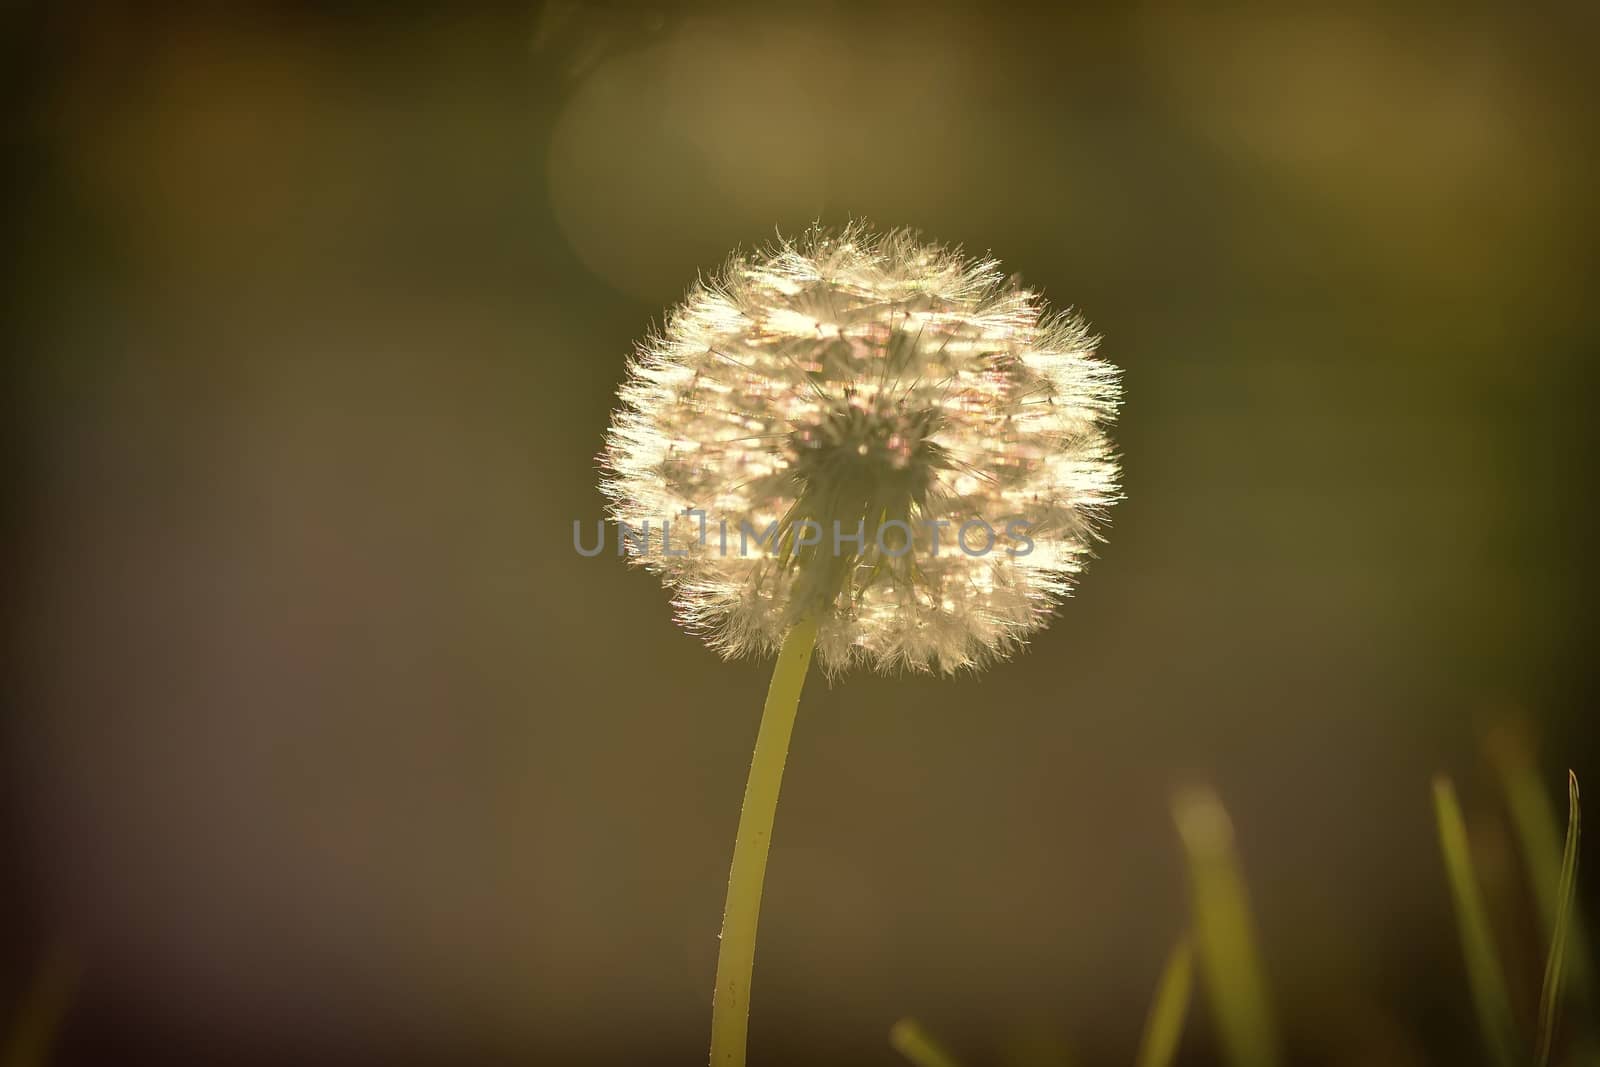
7 4 1597 1064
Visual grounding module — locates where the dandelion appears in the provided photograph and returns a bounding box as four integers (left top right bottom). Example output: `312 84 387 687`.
599 223 1121 1065
604 223 1120 674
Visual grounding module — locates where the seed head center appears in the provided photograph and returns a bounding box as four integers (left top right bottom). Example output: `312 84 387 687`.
787 398 942 498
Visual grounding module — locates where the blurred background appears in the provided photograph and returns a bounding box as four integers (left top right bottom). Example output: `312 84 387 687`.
6 3 1598 1064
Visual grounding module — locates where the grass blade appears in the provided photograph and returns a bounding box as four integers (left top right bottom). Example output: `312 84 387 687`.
1173 786 1280 1067
1492 729 1596 1005
889 1019 963 1067
1135 932 1195 1067
1535 772 1581 1067
1433 775 1518 1067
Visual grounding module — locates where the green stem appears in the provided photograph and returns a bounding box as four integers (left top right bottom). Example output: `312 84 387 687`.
709 616 819 1067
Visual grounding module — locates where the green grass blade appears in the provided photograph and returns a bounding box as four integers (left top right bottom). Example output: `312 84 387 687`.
1135 932 1195 1067
1433 775 1519 1067
1535 772 1581 1067
889 1019 963 1067
1494 732 1596 1002
1173 787 1280 1067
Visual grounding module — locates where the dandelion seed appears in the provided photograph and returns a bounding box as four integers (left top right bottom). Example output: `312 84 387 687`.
603 222 1121 674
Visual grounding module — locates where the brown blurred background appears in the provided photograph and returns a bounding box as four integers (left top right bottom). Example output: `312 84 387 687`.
5 3 1598 1064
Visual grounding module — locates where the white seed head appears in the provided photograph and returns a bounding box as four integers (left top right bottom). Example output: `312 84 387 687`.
601 223 1121 674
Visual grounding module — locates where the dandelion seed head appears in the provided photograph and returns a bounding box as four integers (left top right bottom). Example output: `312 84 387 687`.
601 223 1121 674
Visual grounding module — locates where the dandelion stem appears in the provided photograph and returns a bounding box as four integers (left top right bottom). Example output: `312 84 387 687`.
709 616 819 1067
